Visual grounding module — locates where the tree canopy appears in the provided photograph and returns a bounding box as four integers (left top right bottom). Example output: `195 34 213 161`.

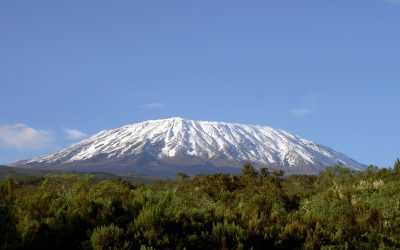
1 160 400 249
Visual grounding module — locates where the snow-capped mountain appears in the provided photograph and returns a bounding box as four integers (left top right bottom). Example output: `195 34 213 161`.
12 117 365 176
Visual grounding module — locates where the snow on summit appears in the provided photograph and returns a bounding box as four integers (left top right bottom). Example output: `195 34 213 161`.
12 117 365 176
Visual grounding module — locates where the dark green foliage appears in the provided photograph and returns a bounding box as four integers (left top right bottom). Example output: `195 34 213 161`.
90 224 129 250
2 162 400 249
393 158 400 174
0 177 19 250
241 162 258 177
259 167 270 177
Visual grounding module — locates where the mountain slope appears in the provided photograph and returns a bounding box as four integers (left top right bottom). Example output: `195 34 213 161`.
11 117 365 176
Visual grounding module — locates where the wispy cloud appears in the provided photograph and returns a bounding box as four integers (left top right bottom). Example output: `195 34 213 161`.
301 92 319 101
291 93 319 117
64 128 87 140
139 103 165 109
291 108 313 117
381 0 400 6
0 124 54 151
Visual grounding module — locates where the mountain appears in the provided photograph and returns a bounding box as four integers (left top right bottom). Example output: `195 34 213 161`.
11 117 365 177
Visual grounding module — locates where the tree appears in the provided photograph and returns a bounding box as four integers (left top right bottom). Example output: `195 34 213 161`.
0 176 15 204
175 172 190 180
90 224 129 250
271 169 285 179
260 167 270 177
0 177 18 249
241 162 258 177
393 158 400 174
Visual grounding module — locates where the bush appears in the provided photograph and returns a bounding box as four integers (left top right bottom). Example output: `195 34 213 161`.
90 224 129 250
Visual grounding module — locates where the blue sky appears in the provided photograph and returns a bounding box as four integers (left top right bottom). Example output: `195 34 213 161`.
0 0 399 167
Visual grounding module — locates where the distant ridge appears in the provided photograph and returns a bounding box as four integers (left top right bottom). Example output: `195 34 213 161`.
11 117 365 177
0 165 160 184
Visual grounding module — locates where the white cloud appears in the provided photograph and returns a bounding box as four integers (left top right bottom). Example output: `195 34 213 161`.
0 124 54 151
291 92 319 117
292 108 313 117
64 128 87 140
139 103 165 109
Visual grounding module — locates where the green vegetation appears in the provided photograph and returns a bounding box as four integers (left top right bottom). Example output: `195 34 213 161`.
0 165 161 185
1 161 400 249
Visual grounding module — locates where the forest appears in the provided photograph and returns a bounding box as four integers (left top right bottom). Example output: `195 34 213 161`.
1 160 400 250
